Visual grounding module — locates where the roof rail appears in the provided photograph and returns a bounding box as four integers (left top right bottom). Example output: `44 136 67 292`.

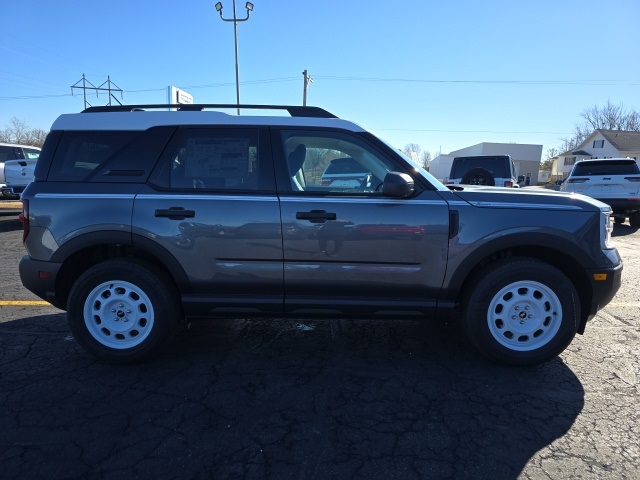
81 104 338 118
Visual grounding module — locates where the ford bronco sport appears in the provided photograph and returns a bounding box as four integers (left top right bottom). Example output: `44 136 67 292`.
19 105 622 365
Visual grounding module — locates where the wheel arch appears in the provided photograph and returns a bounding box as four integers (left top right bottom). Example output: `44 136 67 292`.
51 231 189 310
445 233 594 333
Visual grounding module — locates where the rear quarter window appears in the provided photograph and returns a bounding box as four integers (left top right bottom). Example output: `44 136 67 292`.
46 127 173 183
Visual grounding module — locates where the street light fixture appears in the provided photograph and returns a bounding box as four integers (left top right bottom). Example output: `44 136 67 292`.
214 1 254 115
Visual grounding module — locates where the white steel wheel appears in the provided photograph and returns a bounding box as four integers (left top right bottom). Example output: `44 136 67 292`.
487 280 562 352
83 280 155 349
461 257 579 366
67 259 180 363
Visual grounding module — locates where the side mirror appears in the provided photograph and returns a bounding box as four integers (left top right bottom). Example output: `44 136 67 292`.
382 172 414 198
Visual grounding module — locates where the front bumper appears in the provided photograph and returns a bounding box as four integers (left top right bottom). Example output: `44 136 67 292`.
581 261 623 331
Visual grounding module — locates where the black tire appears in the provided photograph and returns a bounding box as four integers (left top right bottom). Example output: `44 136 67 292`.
630 213 640 228
67 259 181 363
461 258 579 366
614 217 624 225
460 168 495 186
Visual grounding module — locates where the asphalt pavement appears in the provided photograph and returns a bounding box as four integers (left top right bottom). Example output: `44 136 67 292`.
0 214 638 480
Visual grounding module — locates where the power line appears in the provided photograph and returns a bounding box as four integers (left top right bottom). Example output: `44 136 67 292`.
372 127 572 135
313 75 639 86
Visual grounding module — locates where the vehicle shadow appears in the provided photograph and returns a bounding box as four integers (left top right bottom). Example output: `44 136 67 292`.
0 216 21 232
612 223 639 237
0 313 584 480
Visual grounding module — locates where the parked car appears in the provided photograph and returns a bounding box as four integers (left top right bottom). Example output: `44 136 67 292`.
447 155 519 188
561 157 640 227
320 157 370 189
18 104 622 366
0 143 41 199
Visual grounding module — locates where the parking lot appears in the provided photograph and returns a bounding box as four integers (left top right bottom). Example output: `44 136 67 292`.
0 205 638 479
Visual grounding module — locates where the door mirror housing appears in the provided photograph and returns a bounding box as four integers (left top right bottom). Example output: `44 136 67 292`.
382 172 414 198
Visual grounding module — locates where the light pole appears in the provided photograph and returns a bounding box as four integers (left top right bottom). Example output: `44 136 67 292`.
214 1 254 115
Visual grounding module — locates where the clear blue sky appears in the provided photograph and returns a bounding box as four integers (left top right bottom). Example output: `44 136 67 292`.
1 0 639 157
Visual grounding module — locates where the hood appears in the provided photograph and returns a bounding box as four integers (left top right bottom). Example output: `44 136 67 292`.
448 185 610 212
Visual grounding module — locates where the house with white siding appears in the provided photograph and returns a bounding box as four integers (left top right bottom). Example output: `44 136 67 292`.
552 130 640 182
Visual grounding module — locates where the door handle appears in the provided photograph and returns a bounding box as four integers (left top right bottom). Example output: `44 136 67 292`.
296 210 337 223
155 207 195 220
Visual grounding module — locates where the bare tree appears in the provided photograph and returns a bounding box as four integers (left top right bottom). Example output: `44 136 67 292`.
0 117 48 147
420 150 432 169
402 143 421 158
560 101 640 152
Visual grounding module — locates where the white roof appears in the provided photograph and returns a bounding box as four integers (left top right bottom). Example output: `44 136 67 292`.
51 111 366 132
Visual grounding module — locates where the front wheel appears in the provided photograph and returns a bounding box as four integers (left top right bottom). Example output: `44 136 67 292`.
67 259 181 363
461 258 579 366
630 212 640 228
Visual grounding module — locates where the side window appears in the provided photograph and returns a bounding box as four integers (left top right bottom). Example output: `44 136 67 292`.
168 128 261 191
23 148 41 159
280 130 394 193
169 128 260 191
0 146 13 162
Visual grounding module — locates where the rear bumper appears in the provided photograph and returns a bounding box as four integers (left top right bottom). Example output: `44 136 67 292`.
593 198 640 214
1 186 20 199
19 256 64 309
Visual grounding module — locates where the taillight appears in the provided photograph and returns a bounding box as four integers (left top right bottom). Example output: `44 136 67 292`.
19 199 29 241
568 178 589 183
624 177 640 182
504 181 513 187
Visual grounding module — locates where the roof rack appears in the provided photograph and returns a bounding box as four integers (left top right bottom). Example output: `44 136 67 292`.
82 104 338 119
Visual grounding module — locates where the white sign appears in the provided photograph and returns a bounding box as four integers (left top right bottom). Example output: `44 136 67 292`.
167 86 194 106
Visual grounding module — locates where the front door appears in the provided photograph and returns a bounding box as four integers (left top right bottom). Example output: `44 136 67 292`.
274 129 450 317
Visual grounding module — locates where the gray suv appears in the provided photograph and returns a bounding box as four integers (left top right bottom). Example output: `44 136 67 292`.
19 105 622 366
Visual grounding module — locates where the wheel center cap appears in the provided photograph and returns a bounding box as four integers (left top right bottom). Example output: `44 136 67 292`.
117 310 126 318
519 311 527 319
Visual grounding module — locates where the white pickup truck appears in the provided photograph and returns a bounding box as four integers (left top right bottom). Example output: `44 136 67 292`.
0 143 41 199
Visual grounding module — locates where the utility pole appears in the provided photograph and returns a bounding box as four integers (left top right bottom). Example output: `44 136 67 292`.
302 69 313 106
214 1 254 115
71 74 123 109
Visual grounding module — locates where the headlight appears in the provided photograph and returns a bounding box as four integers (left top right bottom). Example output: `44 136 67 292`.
600 208 614 249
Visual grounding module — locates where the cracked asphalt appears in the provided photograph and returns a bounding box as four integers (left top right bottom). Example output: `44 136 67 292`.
0 210 638 480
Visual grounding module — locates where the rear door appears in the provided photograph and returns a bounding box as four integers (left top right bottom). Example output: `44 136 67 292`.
134 126 284 316
273 128 450 317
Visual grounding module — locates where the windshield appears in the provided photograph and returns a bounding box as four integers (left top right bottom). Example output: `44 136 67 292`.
379 138 449 191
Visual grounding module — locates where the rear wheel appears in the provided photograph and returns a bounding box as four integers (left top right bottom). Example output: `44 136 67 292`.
461 258 579 366
67 259 181 363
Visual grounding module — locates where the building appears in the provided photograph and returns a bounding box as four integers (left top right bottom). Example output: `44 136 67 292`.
553 129 640 182
429 142 543 184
